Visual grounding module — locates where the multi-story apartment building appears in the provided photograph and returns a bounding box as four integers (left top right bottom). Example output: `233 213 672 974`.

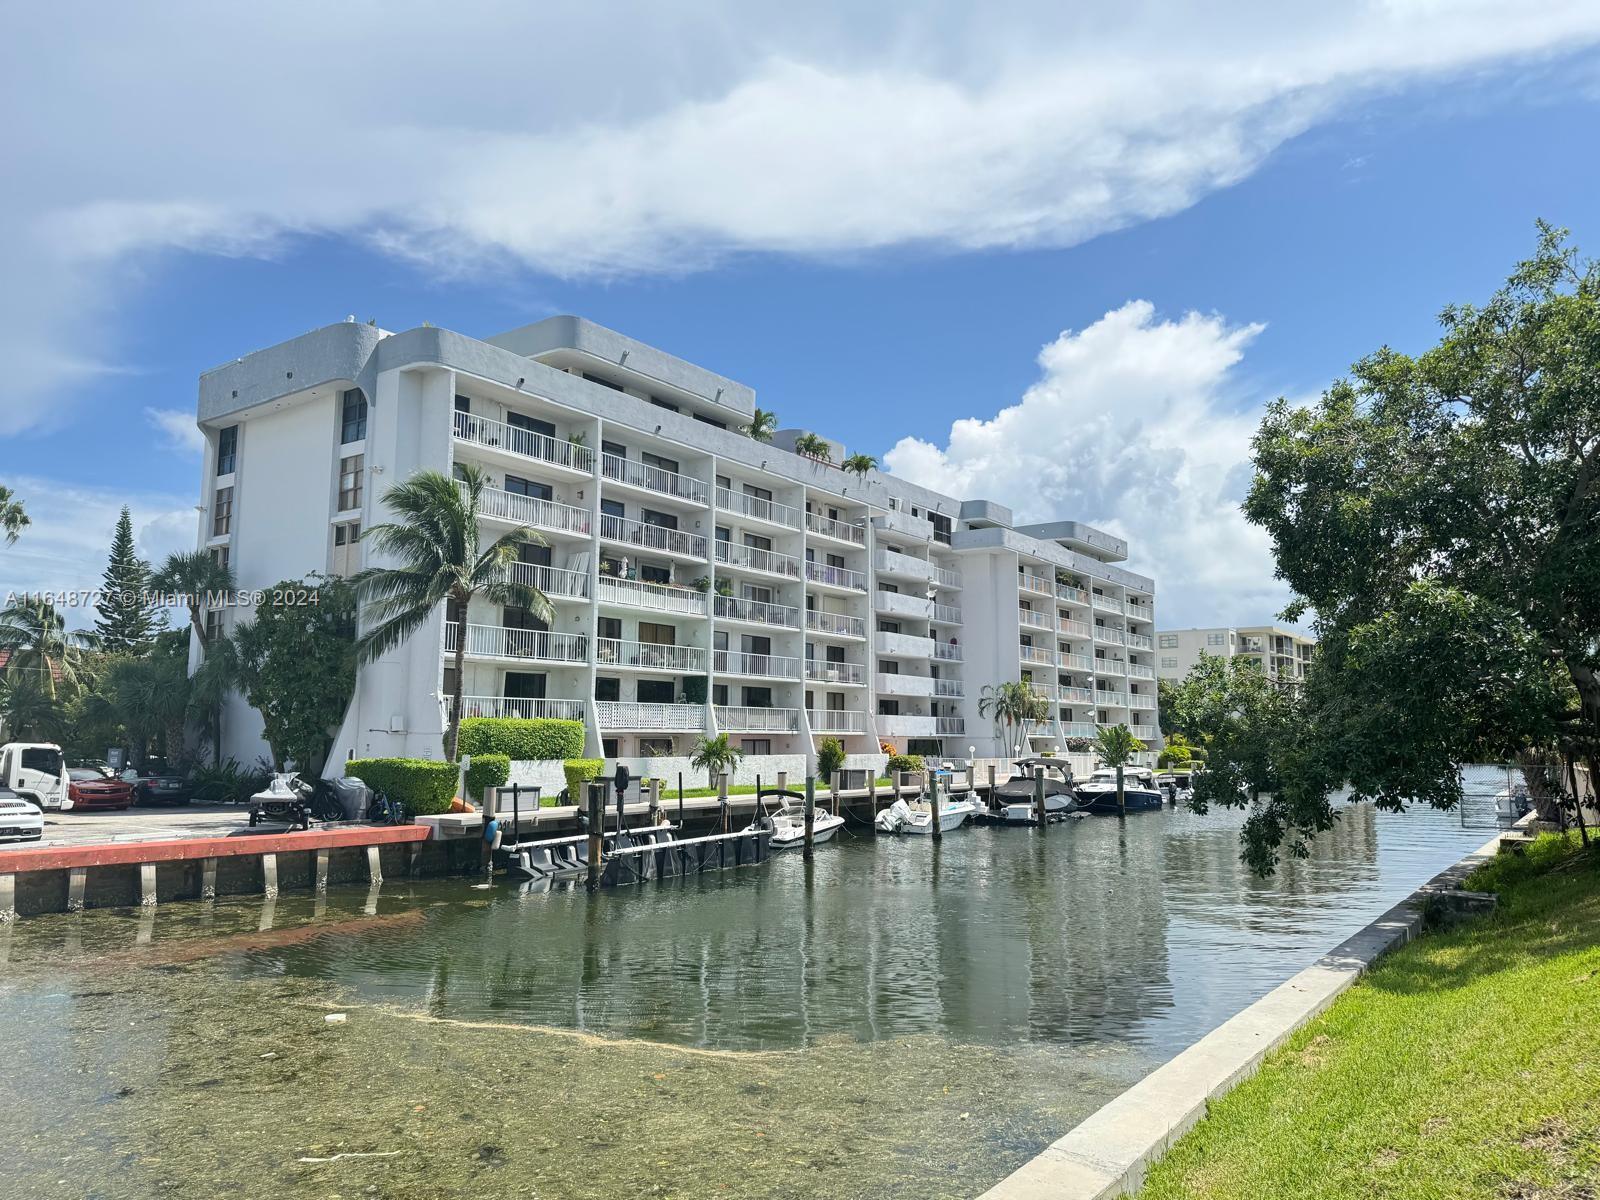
1155 625 1316 687
194 316 1159 771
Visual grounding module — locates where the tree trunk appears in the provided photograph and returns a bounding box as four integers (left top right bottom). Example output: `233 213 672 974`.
446 614 468 761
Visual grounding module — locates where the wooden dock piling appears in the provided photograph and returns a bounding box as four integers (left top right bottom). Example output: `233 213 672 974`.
1034 767 1047 830
803 775 816 862
585 782 604 892
930 771 943 842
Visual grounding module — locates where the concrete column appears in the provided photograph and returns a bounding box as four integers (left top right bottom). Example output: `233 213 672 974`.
201 858 218 900
0 874 14 922
262 853 279 899
139 863 158 907
67 867 88 911
315 848 330 892
367 844 383 884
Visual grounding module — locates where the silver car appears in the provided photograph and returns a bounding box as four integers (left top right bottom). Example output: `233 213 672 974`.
0 786 44 842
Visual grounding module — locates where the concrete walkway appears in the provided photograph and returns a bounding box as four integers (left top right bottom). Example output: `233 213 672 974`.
28 803 261 849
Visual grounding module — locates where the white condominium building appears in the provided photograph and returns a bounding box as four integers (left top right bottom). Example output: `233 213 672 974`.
194 316 1160 770
1155 625 1316 687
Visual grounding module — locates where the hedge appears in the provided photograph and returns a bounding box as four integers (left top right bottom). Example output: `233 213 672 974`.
886 753 924 774
563 758 606 800
464 754 510 798
457 718 584 761
346 758 457 817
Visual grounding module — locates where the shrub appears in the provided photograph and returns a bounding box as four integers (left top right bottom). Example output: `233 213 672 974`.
816 736 847 780
563 757 606 801
456 718 585 761
346 757 457 817
464 753 510 799
886 752 924 774
189 758 273 804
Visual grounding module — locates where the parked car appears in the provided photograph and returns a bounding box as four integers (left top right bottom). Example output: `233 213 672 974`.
70 759 117 779
0 786 43 842
130 761 192 807
65 767 136 812
0 742 70 811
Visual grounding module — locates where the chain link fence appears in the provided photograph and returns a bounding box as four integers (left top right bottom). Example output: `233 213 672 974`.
1459 761 1592 831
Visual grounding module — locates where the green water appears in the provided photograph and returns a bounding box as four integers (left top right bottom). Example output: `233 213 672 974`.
0 801 1497 1198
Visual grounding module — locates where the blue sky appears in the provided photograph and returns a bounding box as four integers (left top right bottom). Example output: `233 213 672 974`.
3 5 1599 627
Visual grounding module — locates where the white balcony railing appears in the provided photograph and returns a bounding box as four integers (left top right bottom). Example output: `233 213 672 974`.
596 701 705 732
932 640 962 662
874 673 935 697
804 560 868 591
714 594 800 629
597 574 707 616
875 549 934 579
452 411 593 474
713 649 800 679
1019 609 1051 630
1020 645 1054 665
934 678 964 698
601 453 709 505
1061 721 1098 738
715 705 799 733
445 622 588 663
1092 593 1126 615
1057 584 1089 606
1059 686 1094 704
876 590 934 619
716 487 801 529
1059 618 1092 638
1093 627 1126 646
595 638 707 672
1061 652 1094 672
1126 632 1154 651
877 714 938 737
807 511 866 545
809 709 868 734
1129 695 1157 710
806 609 867 639
467 482 591 536
510 561 590 600
1127 663 1155 679
936 716 965 736
877 631 934 658
715 540 802 579
806 659 866 685
934 566 963 590
452 695 587 722
932 603 962 625
1093 658 1127 674
1019 572 1053 596
600 514 708 559
1097 691 1129 707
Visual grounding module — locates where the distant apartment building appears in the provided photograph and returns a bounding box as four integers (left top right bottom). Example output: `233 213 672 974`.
1155 625 1316 687
193 315 1161 772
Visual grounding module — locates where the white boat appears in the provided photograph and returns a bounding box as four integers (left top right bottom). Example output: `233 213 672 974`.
875 795 979 835
759 796 844 849
1077 767 1165 815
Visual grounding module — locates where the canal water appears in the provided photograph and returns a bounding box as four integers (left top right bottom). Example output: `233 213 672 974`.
0 798 1498 1199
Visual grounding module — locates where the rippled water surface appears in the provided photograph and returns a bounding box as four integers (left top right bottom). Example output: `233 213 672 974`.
0 799 1499 1199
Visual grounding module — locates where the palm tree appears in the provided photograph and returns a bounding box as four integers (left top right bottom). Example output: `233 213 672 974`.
352 465 552 761
0 596 91 698
793 432 832 464
842 453 876 480
1094 724 1142 817
978 680 1050 754
79 633 192 765
0 675 62 741
689 732 742 788
187 634 240 767
744 408 778 443
150 550 235 653
0 485 28 547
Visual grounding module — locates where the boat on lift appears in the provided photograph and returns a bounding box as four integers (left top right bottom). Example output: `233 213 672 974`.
1076 765 1165 815
750 787 844 849
985 757 1086 824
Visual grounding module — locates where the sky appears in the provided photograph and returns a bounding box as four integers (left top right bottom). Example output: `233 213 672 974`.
2 3 1599 629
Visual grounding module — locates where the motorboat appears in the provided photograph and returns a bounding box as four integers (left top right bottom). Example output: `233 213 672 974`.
1076 766 1165 815
988 757 1085 824
750 789 844 849
875 794 979 835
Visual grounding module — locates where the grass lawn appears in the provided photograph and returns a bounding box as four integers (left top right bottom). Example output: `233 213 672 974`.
1137 830 1600 1200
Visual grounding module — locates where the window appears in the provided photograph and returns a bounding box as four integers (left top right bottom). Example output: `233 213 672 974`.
695 415 727 429
595 677 621 702
212 486 233 537
340 389 367 443
582 372 624 392
216 426 237 476
330 520 361 577
333 521 360 547
506 411 555 439
210 545 230 571
1206 632 1227 646
648 397 679 413
504 475 553 501
637 679 674 704
640 737 674 756
1161 656 1179 669
338 455 363 511
602 738 619 758
454 394 471 414
878 699 901 716
1158 634 1179 649
204 608 224 644
742 739 771 755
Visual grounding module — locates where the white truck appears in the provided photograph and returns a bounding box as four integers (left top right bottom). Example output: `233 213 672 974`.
0 742 70 810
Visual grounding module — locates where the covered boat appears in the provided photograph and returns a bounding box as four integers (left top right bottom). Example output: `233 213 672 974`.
988 757 1084 824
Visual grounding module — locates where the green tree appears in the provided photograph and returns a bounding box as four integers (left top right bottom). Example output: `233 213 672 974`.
0 596 90 699
744 407 778 443
1239 224 1600 871
234 575 357 770
816 735 847 782
94 507 159 652
690 732 742 787
76 631 192 765
150 550 234 653
842 453 876 480
1156 733 1194 768
979 680 1051 754
0 485 28 547
1094 723 1141 816
352 465 551 761
792 432 832 463
0 675 62 741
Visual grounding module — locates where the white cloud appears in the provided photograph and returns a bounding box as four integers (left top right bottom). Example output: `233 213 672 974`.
884 301 1288 628
1 2 1598 430
144 408 205 457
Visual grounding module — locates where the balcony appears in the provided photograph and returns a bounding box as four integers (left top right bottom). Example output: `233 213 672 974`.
806 609 867 640
510 561 589 601
936 716 965 737
445 622 588 664
876 631 934 658
716 487 801 529
1092 593 1126 615
1019 572 1053 596
875 673 936 698
1093 627 1127 646
595 701 705 732
601 454 709 506
805 560 868 592
1061 721 1098 738
1129 694 1156 710
1093 658 1127 675
600 514 708 561
1126 603 1155 625
932 640 962 662
806 659 866 686
1060 652 1094 672
872 509 934 543
1126 632 1154 651
713 649 801 680
1059 686 1094 704
714 594 800 629
877 714 937 738
934 678 964 698
1019 608 1051 630
932 603 962 625
1057 584 1089 606
875 590 934 620
1028 684 1058 701
595 638 707 673
809 709 868 735
715 540 802 580
875 549 935 581
934 566 963 590
1097 691 1129 707
597 574 707 616
453 695 587 722
716 705 799 733
806 511 866 546
452 411 592 476
1059 618 1092 638
1020 645 1055 666
467 483 591 538
1127 663 1155 680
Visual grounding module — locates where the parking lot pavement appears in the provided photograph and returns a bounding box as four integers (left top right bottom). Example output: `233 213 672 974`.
35 804 259 848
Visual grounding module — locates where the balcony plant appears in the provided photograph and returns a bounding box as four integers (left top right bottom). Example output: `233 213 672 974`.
842 453 876 480
743 407 777 443
692 576 711 592
792 432 832 463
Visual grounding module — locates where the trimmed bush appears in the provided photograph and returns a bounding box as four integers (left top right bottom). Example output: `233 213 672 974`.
816 736 847 780
563 758 606 800
346 757 456 817
456 717 585 762
885 753 924 774
464 753 510 799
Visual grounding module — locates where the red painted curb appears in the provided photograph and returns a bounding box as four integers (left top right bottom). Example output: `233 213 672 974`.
0 824 430 874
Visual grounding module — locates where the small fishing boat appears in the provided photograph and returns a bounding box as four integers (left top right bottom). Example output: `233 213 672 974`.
986 757 1085 824
875 794 979 835
751 788 844 849
1076 766 1165 815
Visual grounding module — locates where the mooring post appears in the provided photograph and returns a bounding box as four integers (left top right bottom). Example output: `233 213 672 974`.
777 770 787 793
718 772 730 833
314 848 330 893
1034 766 1047 830
930 770 943 842
366 844 383 884
894 771 903 805
803 775 816 863
987 763 997 801
867 773 877 817
0 874 14 923
262 853 279 899
829 770 840 816
201 857 218 901
676 771 684 829
585 781 604 892
68 866 88 911
139 862 158 907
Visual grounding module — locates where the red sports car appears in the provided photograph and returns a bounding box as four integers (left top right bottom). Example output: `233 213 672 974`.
65 768 135 811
